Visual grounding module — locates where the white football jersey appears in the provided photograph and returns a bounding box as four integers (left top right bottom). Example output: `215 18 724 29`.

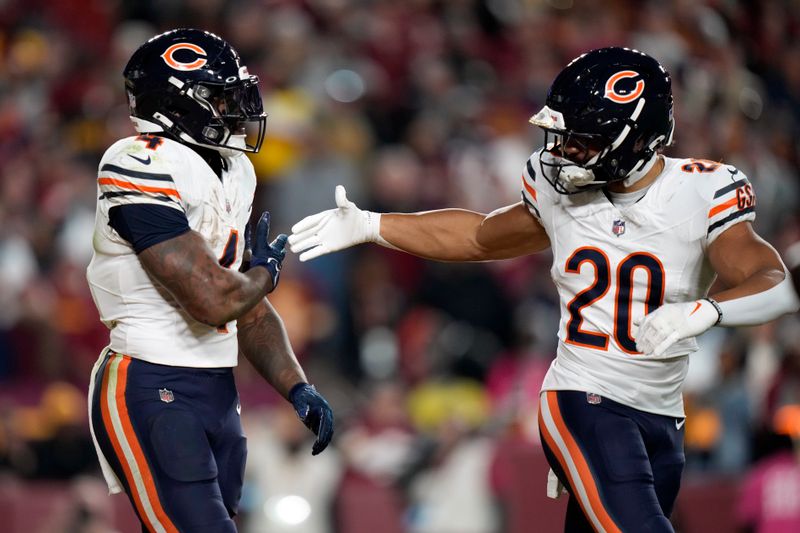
86 135 255 367
522 151 756 417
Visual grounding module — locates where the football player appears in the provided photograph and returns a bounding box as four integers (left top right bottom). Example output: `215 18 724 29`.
289 48 799 532
87 29 334 533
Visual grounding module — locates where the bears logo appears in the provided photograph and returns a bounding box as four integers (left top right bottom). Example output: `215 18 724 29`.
161 43 208 71
604 70 645 104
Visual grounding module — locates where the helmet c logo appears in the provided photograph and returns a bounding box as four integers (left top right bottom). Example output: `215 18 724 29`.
161 43 207 71
604 70 645 104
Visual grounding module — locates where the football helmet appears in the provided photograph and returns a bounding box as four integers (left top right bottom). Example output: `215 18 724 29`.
123 28 266 154
530 47 674 194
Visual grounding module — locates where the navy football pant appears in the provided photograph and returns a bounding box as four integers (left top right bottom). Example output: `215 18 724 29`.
90 350 246 532
538 390 685 533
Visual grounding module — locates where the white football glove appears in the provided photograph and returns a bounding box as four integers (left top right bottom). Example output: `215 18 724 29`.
633 299 721 356
288 185 381 262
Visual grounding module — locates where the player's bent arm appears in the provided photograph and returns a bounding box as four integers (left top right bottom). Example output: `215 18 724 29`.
380 202 550 261
707 221 799 325
635 222 799 356
138 230 272 327
236 297 306 397
238 298 334 455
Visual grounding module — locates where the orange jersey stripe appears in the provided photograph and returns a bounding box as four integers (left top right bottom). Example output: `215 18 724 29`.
100 355 151 528
546 392 622 533
708 198 737 219
522 177 538 201
114 356 179 533
98 177 181 199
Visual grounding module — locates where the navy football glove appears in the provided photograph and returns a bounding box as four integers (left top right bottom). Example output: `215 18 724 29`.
248 212 287 292
288 383 334 455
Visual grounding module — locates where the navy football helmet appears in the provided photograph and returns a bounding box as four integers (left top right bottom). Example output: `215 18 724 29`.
124 29 266 154
529 47 674 194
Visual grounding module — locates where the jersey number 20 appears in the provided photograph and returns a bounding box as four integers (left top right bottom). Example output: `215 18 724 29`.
565 247 665 354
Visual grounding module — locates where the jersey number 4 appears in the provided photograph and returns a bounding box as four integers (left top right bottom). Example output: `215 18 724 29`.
565 247 665 354
216 229 239 333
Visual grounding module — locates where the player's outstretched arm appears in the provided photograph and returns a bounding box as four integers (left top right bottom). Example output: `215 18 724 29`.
289 185 550 262
138 212 286 327
237 298 334 455
635 222 799 356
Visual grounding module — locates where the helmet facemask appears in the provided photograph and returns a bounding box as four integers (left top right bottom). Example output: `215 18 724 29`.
199 78 266 153
156 76 266 154
539 128 611 194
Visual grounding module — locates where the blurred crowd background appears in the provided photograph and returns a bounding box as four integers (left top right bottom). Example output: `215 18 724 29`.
2 0 800 531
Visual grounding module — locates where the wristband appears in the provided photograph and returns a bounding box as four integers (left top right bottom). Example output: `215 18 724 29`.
703 297 723 326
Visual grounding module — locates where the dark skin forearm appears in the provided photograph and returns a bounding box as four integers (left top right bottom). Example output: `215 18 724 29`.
237 297 307 399
138 230 273 326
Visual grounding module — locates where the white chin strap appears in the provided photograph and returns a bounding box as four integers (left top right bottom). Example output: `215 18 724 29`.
215 134 246 157
620 126 670 187
226 134 247 150
622 152 658 187
130 115 242 157
540 149 602 190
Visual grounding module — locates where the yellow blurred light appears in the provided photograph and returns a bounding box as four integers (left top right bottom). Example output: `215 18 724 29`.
408 379 490 432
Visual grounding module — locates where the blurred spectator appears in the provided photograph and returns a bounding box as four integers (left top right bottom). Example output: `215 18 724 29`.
736 412 800 533
339 381 418 485
0 381 95 480
401 378 498 531
710 342 753 474
406 410 499 533
685 337 753 474
241 404 342 533
485 321 551 443
765 341 800 430
38 476 120 533
336 381 418 533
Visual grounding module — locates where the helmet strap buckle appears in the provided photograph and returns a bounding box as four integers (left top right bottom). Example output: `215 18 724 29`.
203 125 222 140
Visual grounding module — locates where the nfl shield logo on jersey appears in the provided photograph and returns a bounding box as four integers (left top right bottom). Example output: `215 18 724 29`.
159 388 174 403
586 392 602 405
612 219 626 237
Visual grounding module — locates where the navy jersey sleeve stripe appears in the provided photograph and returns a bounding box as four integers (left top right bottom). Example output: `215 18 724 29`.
99 190 179 204
713 178 748 199
522 195 541 218
526 158 536 182
707 206 755 234
108 204 191 254
100 164 174 182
